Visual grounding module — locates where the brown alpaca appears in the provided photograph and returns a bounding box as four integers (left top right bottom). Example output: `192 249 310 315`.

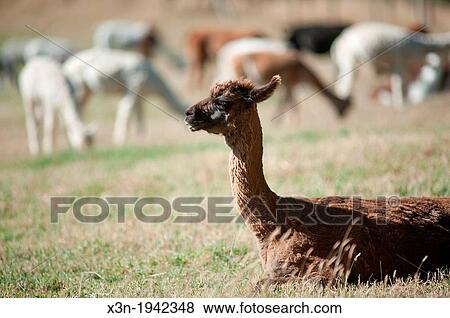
186 28 264 85
232 52 351 117
185 75 450 286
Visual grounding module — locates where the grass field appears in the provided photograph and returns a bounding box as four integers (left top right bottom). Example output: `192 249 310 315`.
0 72 449 297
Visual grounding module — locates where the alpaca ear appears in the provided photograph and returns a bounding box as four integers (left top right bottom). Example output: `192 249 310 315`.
250 75 282 103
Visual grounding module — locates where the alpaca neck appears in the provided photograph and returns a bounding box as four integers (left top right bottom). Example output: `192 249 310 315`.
156 41 186 70
299 62 346 109
316 81 345 109
224 106 278 240
145 66 186 115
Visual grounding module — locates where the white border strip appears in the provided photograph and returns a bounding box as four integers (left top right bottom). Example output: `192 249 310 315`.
0 298 448 317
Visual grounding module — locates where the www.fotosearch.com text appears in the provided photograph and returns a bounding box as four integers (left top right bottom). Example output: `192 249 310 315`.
50 195 400 225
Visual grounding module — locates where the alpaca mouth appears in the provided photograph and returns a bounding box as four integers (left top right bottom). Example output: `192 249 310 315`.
188 125 201 132
185 118 204 132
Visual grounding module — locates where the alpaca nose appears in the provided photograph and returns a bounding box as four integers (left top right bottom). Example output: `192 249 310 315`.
185 107 195 117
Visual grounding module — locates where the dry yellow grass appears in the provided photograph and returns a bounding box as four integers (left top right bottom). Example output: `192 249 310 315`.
0 0 449 296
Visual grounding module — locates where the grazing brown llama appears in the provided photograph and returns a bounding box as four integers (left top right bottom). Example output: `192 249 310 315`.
232 51 350 117
186 28 264 85
185 75 450 286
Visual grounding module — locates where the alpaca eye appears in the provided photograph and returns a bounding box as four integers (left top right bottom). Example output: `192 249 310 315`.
215 98 231 110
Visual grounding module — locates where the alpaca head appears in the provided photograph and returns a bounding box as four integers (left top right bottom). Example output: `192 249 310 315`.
185 75 281 135
336 97 352 117
139 28 159 57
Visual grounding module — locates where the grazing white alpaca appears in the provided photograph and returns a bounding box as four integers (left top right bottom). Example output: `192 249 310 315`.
331 22 450 108
19 57 95 156
63 48 186 145
93 20 185 69
215 37 288 81
93 20 156 55
23 37 75 63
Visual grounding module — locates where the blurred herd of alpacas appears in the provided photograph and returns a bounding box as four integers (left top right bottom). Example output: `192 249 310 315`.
1 17 450 156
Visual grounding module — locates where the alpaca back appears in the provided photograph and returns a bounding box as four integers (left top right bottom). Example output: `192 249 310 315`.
63 48 186 114
307 196 450 279
63 48 148 94
331 22 449 65
93 20 152 49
